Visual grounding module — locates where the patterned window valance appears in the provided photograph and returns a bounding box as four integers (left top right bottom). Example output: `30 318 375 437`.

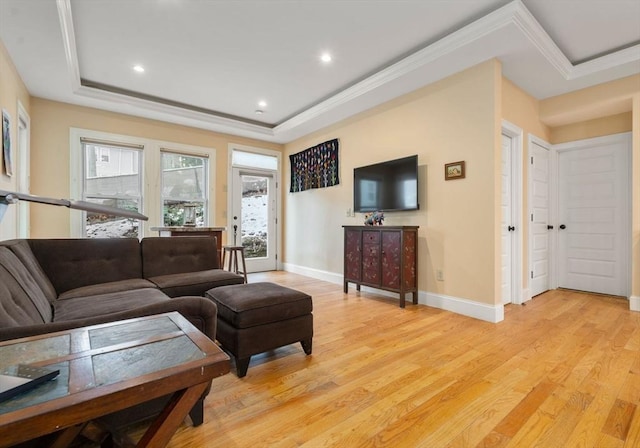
289 139 339 193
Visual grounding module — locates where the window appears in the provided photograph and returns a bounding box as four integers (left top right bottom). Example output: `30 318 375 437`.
82 139 143 238
161 151 208 226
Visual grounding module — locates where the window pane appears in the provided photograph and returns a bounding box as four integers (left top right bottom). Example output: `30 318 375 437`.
241 175 268 258
162 153 206 200
82 142 142 239
161 152 208 227
85 144 140 196
232 150 277 170
163 200 205 227
85 198 140 239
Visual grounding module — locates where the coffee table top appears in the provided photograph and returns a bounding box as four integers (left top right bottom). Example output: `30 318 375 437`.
0 312 229 447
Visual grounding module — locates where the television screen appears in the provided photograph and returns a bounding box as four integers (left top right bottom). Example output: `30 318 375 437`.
354 155 418 213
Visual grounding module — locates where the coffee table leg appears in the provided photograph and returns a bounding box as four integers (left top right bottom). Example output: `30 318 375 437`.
48 423 88 448
136 382 209 447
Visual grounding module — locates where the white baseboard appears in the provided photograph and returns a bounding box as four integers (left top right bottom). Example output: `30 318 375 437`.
630 295 640 312
282 263 504 323
426 292 504 323
281 263 343 285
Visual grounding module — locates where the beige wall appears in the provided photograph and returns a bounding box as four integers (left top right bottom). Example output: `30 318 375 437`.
0 40 30 240
502 78 550 142
550 112 632 144
284 60 502 306
30 98 283 239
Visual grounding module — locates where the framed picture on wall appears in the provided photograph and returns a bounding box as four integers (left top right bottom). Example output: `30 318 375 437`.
444 160 465 180
2 109 12 177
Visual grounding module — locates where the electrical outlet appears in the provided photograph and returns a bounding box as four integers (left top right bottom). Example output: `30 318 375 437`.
436 269 444 281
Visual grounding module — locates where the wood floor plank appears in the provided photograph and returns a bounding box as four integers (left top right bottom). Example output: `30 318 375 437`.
602 399 637 441
116 272 638 448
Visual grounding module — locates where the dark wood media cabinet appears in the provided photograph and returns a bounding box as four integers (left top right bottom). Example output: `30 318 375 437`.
343 225 419 308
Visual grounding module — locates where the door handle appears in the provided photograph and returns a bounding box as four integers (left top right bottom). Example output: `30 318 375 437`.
547 225 554 230
508 226 515 232
559 224 566 230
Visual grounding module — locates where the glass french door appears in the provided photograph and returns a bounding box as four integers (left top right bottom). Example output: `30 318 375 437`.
231 168 277 272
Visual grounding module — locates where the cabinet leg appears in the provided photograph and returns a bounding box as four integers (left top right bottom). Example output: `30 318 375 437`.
344 281 348 293
413 291 418 305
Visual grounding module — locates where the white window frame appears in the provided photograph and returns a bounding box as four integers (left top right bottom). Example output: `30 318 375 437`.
70 129 147 237
71 129 217 238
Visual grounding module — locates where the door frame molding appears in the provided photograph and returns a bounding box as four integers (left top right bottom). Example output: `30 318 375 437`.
227 144 282 270
501 120 524 305
528 134 556 297
553 132 632 298
16 100 31 238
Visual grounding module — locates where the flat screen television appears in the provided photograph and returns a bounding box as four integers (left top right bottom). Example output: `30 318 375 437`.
353 155 419 213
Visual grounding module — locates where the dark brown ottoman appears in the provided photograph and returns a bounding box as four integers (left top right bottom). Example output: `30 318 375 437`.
205 282 313 377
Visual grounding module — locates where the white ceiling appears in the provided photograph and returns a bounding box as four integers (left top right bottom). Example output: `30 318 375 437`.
1 0 639 143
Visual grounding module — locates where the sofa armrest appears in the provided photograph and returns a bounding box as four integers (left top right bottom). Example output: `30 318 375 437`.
0 296 218 342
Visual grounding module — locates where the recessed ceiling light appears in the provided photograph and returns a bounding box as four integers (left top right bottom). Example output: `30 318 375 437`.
133 65 145 73
258 100 267 108
320 53 332 63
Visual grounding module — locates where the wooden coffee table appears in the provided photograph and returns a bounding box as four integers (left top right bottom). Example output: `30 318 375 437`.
0 312 230 447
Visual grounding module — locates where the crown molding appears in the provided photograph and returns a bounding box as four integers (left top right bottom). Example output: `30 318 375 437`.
570 44 640 79
75 84 276 137
509 0 572 78
57 0 81 90
55 0 640 143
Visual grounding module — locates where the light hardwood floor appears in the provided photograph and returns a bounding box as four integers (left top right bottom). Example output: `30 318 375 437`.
149 271 639 447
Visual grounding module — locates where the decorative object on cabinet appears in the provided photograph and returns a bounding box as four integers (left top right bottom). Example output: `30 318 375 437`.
343 226 418 308
364 210 384 226
289 139 339 192
444 160 465 180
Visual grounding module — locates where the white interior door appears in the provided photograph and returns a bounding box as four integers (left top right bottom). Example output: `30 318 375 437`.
231 168 277 272
557 135 630 296
501 134 514 304
530 141 551 297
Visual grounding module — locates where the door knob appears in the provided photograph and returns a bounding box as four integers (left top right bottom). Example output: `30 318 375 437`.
559 224 566 230
547 225 554 230
508 226 515 232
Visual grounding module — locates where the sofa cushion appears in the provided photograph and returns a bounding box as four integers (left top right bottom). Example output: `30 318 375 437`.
141 236 219 278
147 269 245 297
53 288 170 322
28 238 143 295
1 239 57 303
58 279 158 300
0 248 53 327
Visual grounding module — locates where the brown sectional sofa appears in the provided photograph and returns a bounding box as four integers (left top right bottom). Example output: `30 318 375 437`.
0 235 244 431
0 236 244 342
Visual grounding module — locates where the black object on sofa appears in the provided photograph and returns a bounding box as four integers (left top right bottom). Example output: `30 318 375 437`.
0 235 244 429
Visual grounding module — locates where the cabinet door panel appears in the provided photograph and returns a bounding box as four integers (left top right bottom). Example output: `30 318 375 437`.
345 229 362 281
381 231 401 288
362 243 380 284
403 231 417 288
